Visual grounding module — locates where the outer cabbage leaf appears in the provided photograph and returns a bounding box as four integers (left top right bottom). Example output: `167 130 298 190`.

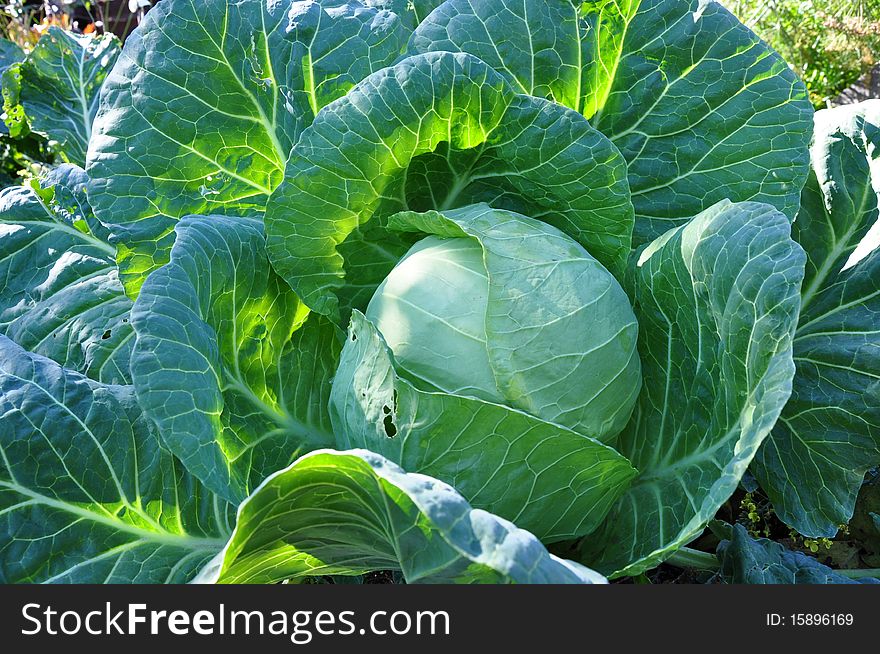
86 0 411 295
266 51 634 319
367 0 445 29
130 215 340 503
2 27 119 165
331 311 637 542
410 0 588 109
196 449 607 584
0 337 230 583
0 167 132 384
578 200 805 576
36 164 107 236
752 101 880 537
718 524 880 585
408 0 813 244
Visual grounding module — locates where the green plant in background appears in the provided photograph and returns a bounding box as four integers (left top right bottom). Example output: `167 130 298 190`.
1 2 151 46
0 4 42 186
0 2 49 51
725 0 880 107
0 1 147 187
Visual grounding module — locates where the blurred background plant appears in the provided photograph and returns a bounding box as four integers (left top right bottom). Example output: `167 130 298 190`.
1 1 150 46
0 1 149 185
725 0 880 108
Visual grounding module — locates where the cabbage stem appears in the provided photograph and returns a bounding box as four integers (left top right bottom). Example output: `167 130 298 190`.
667 548 880 580
837 568 880 580
666 547 721 572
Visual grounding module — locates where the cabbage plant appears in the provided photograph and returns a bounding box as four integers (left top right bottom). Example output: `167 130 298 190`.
0 0 878 584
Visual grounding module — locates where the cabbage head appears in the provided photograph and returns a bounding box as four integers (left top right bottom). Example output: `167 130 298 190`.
365 205 642 445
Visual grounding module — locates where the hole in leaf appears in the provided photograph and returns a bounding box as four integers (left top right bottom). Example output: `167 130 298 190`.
383 413 397 438
101 329 112 340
